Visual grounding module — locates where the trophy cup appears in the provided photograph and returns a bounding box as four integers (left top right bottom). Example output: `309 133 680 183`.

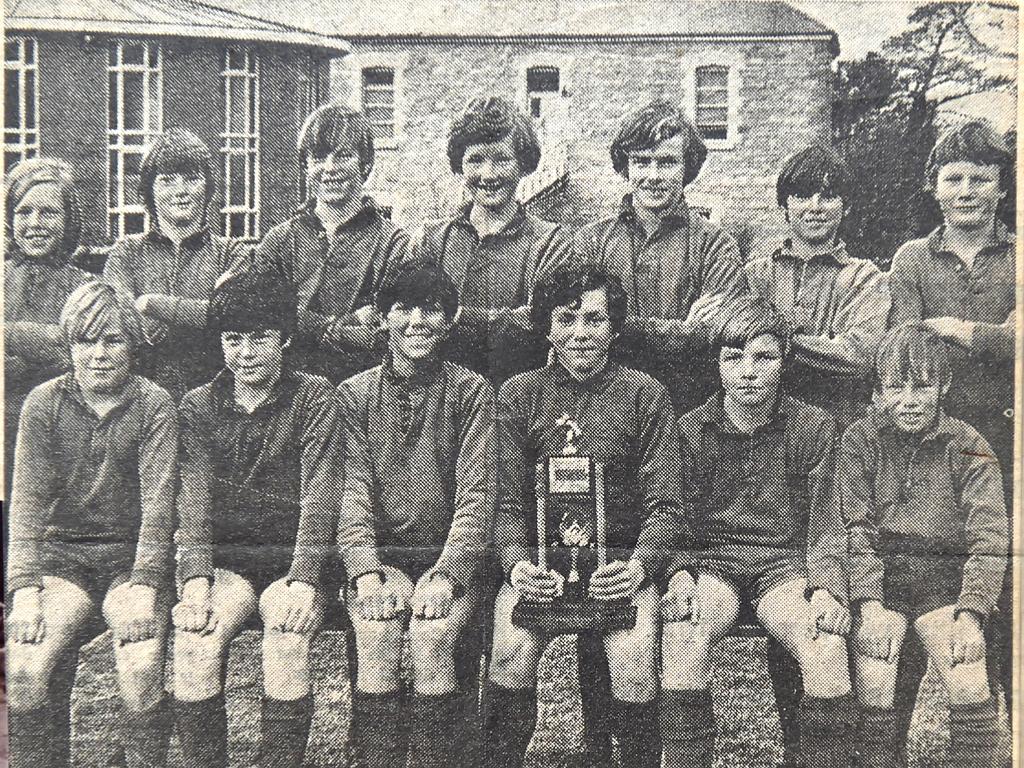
511 414 638 634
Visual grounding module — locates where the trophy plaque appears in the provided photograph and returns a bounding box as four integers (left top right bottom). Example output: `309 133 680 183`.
511 415 638 634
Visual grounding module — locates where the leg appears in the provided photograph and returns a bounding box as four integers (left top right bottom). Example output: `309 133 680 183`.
851 608 910 768
346 567 414 768
889 628 928 768
484 583 549 768
258 578 327 768
7 576 96 768
660 572 741 768
578 631 614 768
173 570 258 768
756 579 855 768
767 635 805 768
601 584 660 768
103 578 173 768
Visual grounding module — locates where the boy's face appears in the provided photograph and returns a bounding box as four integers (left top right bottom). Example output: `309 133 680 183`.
878 375 943 435
153 171 208 228
308 138 364 209
786 191 844 248
627 133 688 214
462 135 521 211
385 301 450 365
221 329 285 388
719 333 784 410
934 161 1003 230
547 287 618 379
70 321 133 395
14 182 65 260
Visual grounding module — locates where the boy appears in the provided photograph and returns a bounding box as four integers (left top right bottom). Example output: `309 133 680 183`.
659 298 855 768
336 260 495 768
6 281 177 768
411 96 574 383
251 103 409 382
487 265 690 768
171 268 342 768
842 324 1007 767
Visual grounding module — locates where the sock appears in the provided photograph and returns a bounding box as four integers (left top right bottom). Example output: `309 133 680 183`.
799 693 855 768
259 694 313 768
48 648 79 768
767 637 804 768
8 707 56 768
123 694 172 768
408 692 461 768
174 693 228 768
857 704 899 768
948 696 1002 768
578 632 615 768
350 689 407 768
482 682 537 768
610 698 661 768
660 689 715 768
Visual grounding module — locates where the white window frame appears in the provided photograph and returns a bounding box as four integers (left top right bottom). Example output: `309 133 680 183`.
5 37 41 170
221 48 261 240
683 55 742 150
516 54 573 126
341 52 407 150
683 191 723 225
107 40 163 239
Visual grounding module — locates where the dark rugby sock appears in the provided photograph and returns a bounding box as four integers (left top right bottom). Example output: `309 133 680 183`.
259 694 313 768
857 704 899 768
660 689 715 768
350 689 407 768
174 693 228 768
949 695 1003 767
8 706 56 768
482 682 537 768
799 693 855 768
123 694 173 768
611 698 661 768
48 648 79 768
408 692 462 768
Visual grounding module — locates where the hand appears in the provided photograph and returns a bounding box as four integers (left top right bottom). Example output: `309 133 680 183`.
809 589 851 638
923 316 972 348
510 561 563 603
854 600 903 662
661 569 698 623
509 305 534 331
352 304 381 326
589 560 644 602
277 581 318 634
354 573 407 621
135 294 165 316
950 611 986 666
115 584 158 645
172 577 217 635
412 573 455 620
9 587 45 644
685 293 727 326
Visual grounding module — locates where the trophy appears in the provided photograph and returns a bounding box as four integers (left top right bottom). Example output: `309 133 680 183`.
511 414 638 634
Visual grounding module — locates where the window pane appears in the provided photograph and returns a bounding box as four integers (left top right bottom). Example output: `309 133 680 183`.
123 72 145 130
229 78 247 132
230 159 246 206
363 67 394 87
527 66 559 93
125 212 146 234
697 106 728 125
147 75 161 132
148 46 160 68
108 43 118 67
229 213 246 238
370 123 394 140
248 82 257 131
228 48 245 71
6 41 20 62
6 151 23 170
247 158 257 204
108 72 119 129
123 44 145 66
24 70 35 128
25 39 35 65
109 214 121 239
699 125 727 140
366 105 394 124
124 153 142 205
109 152 119 206
5 72 20 128
696 66 728 88
530 96 541 118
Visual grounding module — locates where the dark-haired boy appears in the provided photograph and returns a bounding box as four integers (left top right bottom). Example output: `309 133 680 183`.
336 260 495 768
251 103 408 382
486 265 690 768
660 298 854 768
411 95 573 382
842 324 1007 768
172 268 342 768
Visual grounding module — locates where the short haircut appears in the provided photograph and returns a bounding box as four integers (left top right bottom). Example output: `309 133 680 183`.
60 280 145 350
376 259 459 322
530 265 628 336
776 145 851 207
5 157 83 260
297 102 375 181
446 96 541 175
206 267 298 340
139 128 215 220
875 323 951 391
609 101 707 184
927 120 1014 191
711 296 790 356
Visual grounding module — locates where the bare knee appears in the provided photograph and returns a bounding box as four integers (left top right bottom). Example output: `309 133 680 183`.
661 623 715 689
263 627 311 664
115 639 167 711
173 630 226 700
6 651 52 710
410 618 455 681
797 634 852 697
610 661 657 703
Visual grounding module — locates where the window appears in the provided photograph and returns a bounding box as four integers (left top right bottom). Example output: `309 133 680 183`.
694 65 729 141
107 41 163 239
222 48 260 239
526 65 560 119
5 38 40 170
361 67 395 142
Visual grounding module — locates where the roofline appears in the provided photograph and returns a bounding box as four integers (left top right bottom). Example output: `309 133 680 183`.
339 31 838 46
6 18 350 53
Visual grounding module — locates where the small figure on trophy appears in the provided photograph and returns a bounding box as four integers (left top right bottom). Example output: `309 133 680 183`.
555 413 582 455
558 513 595 585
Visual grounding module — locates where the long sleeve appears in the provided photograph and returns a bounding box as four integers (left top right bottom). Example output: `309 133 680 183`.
175 394 216 583
495 384 531 576
132 389 178 587
102 239 139 296
803 420 848 603
527 223 576 297
663 424 701 577
971 316 1015 360
838 427 884 605
5 321 69 369
887 243 925 327
698 226 745 298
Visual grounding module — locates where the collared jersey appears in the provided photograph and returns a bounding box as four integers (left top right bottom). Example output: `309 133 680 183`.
839 408 1007 617
336 359 496 589
7 373 177 594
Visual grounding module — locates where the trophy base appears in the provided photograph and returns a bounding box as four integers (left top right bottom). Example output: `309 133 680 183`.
511 598 637 635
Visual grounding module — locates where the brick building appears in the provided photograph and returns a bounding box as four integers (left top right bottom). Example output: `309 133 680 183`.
4 0 346 247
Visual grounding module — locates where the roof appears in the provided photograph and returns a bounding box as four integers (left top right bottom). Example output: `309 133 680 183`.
198 0 836 41
4 0 349 52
